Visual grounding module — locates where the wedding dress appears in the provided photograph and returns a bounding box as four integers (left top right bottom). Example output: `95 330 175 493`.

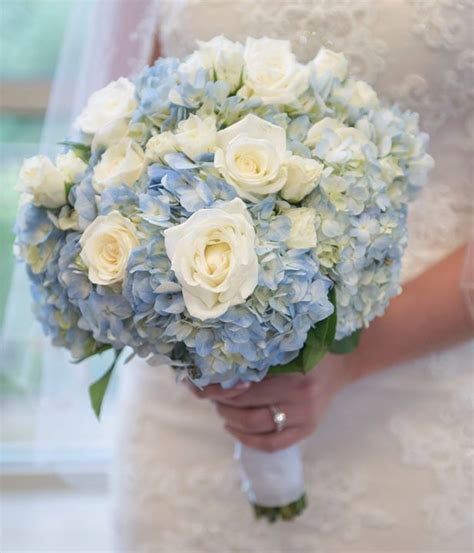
110 1 474 551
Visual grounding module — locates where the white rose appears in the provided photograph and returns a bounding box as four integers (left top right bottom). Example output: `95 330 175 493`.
56 151 88 182
214 114 288 201
75 78 138 135
93 138 146 193
17 155 66 208
311 48 348 81
174 114 217 160
241 37 308 104
281 155 323 202
145 132 177 162
178 37 244 91
197 36 244 90
128 122 149 144
284 207 318 249
333 79 379 110
79 210 139 286
91 119 129 151
164 198 258 320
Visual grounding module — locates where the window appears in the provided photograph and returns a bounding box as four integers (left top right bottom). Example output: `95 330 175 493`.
1 3 114 549
1 0 113 473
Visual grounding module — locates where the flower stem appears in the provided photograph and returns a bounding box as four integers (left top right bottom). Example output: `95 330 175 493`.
252 493 307 523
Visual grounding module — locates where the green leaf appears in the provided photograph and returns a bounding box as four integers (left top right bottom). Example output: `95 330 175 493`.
329 328 363 354
89 349 122 419
59 141 92 163
266 356 304 376
71 343 112 364
268 287 337 376
64 181 74 202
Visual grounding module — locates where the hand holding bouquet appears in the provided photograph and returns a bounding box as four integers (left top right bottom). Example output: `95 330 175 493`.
14 36 433 521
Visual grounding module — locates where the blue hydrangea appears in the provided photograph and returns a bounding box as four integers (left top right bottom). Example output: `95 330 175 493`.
15 208 97 360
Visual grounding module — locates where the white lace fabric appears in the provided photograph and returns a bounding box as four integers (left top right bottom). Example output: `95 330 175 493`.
109 1 474 551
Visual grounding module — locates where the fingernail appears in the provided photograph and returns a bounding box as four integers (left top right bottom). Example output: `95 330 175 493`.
233 381 251 391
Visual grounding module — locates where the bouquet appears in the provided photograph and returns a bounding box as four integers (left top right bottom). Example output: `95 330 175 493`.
14 37 433 521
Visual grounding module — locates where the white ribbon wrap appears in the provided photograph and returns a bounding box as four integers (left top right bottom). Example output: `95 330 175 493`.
234 442 305 507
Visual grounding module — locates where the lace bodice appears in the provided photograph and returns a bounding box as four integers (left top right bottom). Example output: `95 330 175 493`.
153 0 473 281
112 2 474 551
156 0 474 132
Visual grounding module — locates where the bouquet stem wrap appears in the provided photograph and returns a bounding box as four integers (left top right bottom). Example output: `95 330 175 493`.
235 441 306 521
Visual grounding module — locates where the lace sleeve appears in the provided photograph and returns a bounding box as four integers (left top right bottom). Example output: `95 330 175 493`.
97 0 162 78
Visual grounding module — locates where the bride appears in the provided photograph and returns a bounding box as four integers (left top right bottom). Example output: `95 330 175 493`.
45 0 473 551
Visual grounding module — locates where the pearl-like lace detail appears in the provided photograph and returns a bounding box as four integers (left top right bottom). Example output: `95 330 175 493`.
154 0 474 282
110 1 474 550
390 343 474 538
411 0 474 51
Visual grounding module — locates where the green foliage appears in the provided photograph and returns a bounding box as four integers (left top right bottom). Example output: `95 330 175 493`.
253 493 307 523
268 288 337 376
329 328 363 354
88 349 122 419
59 141 92 164
72 344 113 365
64 181 74 203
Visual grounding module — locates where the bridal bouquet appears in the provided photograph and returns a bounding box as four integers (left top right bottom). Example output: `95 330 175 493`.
15 37 432 521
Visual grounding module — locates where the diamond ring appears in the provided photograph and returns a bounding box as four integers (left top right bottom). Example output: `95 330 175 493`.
269 405 287 433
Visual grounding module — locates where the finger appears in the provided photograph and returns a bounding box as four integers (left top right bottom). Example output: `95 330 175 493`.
216 402 306 435
187 380 251 400
216 373 308 408
225 424 315 453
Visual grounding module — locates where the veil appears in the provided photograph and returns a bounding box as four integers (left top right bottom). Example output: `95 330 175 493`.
1 0 162 469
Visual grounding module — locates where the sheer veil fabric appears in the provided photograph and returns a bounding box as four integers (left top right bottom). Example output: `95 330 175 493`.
2 0 473 551
44 0 160 147
1 0 161 464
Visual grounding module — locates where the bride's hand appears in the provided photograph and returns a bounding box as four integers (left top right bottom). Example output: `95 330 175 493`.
189 354 353 452
190 246 472 452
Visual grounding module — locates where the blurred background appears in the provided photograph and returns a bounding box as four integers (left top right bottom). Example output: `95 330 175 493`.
1 1 112 550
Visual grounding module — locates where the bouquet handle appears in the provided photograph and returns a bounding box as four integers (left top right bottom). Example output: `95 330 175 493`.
234 441 307 521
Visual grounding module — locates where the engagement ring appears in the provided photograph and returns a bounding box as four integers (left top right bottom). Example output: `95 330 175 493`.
270 405 287 433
